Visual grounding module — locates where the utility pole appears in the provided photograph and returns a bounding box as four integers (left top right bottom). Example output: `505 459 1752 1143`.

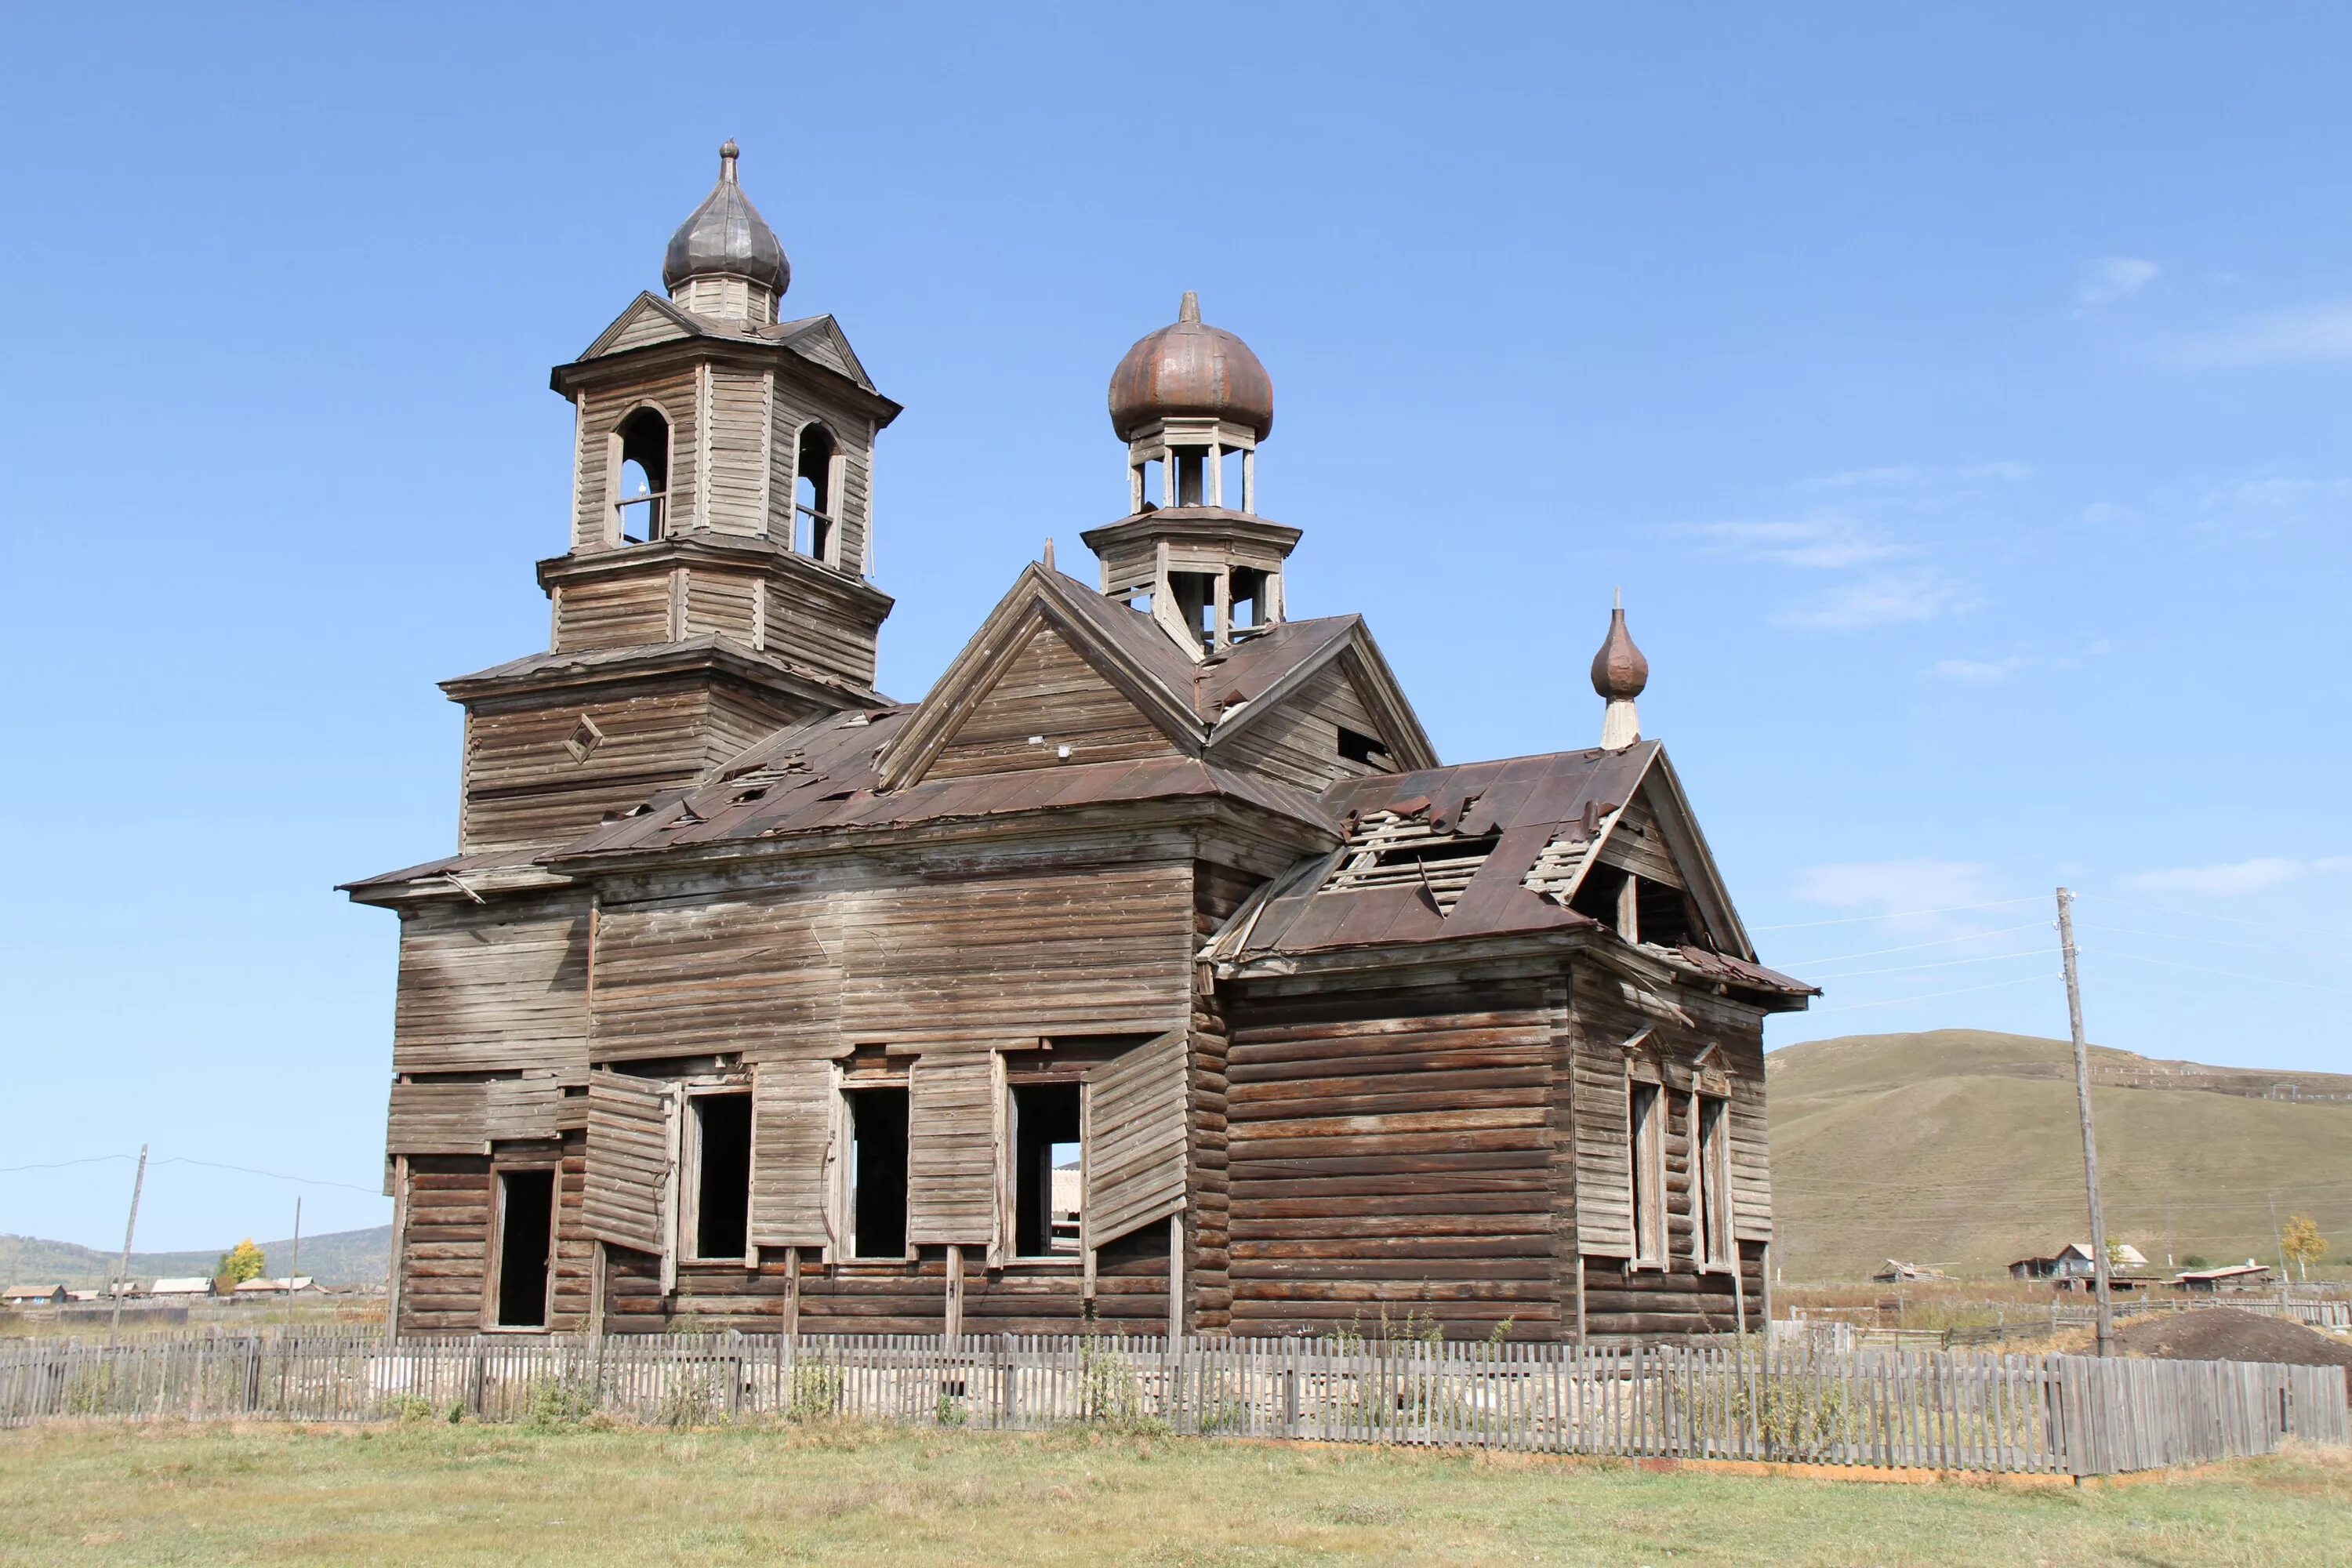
285 1196 302 1330
2056 889 2115 1357
107 1145 148 1346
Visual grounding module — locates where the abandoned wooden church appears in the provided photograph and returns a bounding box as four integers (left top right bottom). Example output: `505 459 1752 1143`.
344 143 1814 1342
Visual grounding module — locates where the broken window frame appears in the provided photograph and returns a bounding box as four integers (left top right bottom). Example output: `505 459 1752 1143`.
793 421 840 564
484 1162 559 1331
1628 1080 1667 1270
609 405 672 544
677 1086 756 1266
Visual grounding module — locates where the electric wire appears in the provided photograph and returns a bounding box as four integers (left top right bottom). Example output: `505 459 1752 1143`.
1749 896 2045 932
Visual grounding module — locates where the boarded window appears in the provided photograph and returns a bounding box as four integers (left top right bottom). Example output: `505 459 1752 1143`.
686 1092 753 1261
1629 1081 1665 1269
492 1170 554 1328
846 1087 909 1259
1572 1044 1635 1261
1693 1093 1733 1271
1009 1082 1082 1258
906 1054 1000 1247
1082 1029 1187 1253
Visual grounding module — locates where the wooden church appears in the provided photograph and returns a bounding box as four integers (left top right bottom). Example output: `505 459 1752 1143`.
345 143 1814 1341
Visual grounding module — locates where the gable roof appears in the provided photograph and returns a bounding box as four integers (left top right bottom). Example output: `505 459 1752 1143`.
569 293 883 394
875 565 1437 791
1203 742 1809 1000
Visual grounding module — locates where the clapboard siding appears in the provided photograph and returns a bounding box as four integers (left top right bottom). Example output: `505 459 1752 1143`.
704 365 769 535
681 568 761 644
1225 986 1561 1338
760 570 884 686
393 894 590 1077
397 1156 492 1333
588 891 842 1065
388 1080 490 1156
554 572 673 652
924 626 1178 781
838 860 1194 1044
573 372 696 554
907 1051 999 1246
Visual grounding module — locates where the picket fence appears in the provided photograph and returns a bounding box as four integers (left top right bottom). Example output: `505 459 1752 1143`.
1 1332 2341 1477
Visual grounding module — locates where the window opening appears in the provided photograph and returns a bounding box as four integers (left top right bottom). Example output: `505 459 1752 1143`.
794 424 837 560
1322 810 1497 913
492 1170 554 1327
1334 724 1389 769
1570 862 1632 931
1217 448 1244 511
1230 567 1267 630
846 1086 909 1259
1637 880 1697 948
1629 1082 1665 1268
1168 571 1218 650
614 408 670 543
1174 445 1207 506
688 1093 753 1261
1694 1094 1732 1271
1009 1082 1083 1258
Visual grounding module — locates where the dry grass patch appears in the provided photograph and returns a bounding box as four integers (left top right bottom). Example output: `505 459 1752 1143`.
0 1421 2347 1566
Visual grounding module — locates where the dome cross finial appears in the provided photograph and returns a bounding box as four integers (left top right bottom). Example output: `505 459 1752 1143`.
1179 291 1200 324
719 139 740 183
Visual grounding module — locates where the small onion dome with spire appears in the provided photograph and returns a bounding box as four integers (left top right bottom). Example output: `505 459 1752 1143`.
1592 591 1648 750
1108 292 1275 442
663 140 789 297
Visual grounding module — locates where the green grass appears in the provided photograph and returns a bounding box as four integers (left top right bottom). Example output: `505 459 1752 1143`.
1768 1031 2352 1280
2 1421 2347 1566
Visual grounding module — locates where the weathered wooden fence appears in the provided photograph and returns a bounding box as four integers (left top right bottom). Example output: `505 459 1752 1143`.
1 1332 2339 1476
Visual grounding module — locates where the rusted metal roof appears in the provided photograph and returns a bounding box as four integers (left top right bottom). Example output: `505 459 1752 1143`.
1109 292 1274 441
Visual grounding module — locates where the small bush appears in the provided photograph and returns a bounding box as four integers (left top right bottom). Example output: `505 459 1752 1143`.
527 1377 599 1432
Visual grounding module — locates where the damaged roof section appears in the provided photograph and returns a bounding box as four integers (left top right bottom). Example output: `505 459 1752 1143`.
1203 742 1813 1004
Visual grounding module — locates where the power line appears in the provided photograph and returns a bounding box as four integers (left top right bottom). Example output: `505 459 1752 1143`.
1777 920 2049 969
2075 922 2352 968
1806 974 2051 1015
1803 948 2050 982
2092 949 2352 1000
0 1152 376 1196
0 1154 135 1175
2087 893 2352 944
1751 896 2045 933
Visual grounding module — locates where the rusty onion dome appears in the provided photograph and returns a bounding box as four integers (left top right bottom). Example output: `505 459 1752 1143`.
663 140 789 296
1109 292 1274 441
1591 605 1649 700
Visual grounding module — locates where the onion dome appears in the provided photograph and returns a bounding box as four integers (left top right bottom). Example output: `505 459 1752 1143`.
1109 292 1275 441
1591 596 1649 701
662 140 789 296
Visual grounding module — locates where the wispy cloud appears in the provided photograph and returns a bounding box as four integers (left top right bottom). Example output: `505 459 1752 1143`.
2160 301 2352 367
2120 856 2352 898
2075 256 2159 310
1777 572 1969 630
1690 520 1904 570
1804 461 2034 491
1794 859 1998 911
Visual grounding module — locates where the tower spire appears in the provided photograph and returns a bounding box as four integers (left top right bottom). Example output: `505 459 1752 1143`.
1591 590 1648 750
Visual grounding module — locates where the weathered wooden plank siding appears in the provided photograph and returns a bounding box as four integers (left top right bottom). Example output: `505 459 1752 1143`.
553 573 673 652
703 366 769 535
392 893 590 1077
907 1053 999 1246
681 568 762 643
581 1074 672 1255
572 373 697 554
1213 662 1396 792
1185 861 1261 1333
925 626 1179 781
397 1156 491 1334
1225 985 1562 1338
588 892 843 1065
760 572 883 686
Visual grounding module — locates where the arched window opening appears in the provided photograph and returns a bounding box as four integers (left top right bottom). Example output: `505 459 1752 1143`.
614 408 670 543
794 423 837 561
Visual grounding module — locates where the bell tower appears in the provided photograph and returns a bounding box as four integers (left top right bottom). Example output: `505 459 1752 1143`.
444 143 902 855
1081 293 1298 658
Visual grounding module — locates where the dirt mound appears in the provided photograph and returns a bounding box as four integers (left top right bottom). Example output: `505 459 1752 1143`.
2115 1308 2352 1387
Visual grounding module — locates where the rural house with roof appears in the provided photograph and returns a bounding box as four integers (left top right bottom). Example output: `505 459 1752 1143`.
344 144 1814 1342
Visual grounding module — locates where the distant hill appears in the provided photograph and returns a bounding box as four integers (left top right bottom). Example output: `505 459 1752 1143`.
0 1225 390 1290
1768 1031 2352 1281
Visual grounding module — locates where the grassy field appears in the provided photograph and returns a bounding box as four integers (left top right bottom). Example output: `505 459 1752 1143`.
2 1421 2347 1567
1768 1030 2352 1280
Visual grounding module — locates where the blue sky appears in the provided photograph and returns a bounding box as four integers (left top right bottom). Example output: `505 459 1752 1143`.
4 5 2348 1250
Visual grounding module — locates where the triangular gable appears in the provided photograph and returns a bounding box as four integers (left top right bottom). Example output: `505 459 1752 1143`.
875 566 1206 791
924 622 1183 782
779 314 876 391
1204 622 1438 778
579 292 702 360
1566 749 1754 962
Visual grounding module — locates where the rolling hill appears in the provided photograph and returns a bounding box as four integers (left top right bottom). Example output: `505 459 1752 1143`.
1767 1031 2352 1281
0 1225 390 1290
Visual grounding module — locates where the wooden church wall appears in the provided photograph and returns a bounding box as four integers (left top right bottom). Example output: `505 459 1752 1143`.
1223 979 1566 1340
1212 661 1396 793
